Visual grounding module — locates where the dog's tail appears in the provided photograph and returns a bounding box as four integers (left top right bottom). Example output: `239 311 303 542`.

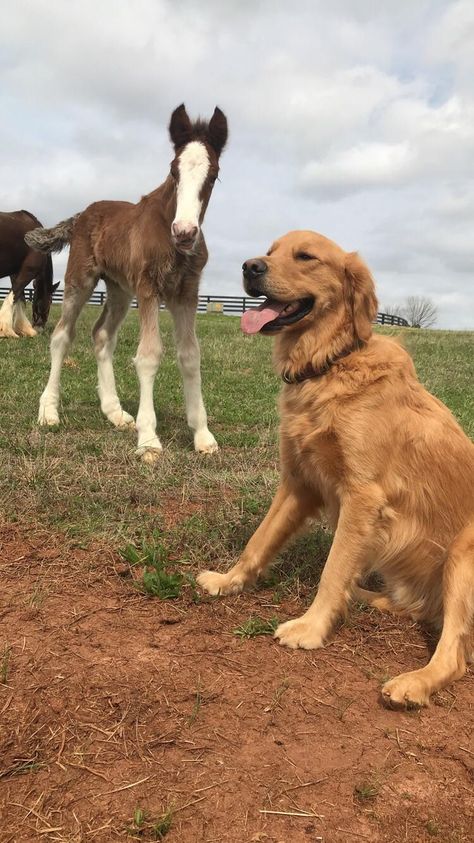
25 213 81 254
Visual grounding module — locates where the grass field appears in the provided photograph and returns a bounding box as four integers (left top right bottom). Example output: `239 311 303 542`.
0 307 473 843
1 306 473 558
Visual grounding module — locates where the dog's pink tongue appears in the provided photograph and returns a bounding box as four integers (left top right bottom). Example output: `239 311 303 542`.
241 300 286 335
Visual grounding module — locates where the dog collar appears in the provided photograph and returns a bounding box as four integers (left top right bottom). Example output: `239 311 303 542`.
281 341 364 384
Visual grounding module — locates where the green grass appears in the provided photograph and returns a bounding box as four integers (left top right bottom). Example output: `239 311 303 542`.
233 616 279 639
354 779 380 802
126 806 173 840
0 307 472 588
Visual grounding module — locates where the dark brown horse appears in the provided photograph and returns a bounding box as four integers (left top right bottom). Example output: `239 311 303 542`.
26 104 228 459
0 210 58 337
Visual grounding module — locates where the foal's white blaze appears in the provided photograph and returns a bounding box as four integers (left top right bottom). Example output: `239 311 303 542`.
173 141 210 241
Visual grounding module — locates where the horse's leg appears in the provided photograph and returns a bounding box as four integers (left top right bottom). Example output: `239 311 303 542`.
0 290 19 338
39 271 96 426
9 254 46 337
92 282 134 428
167 298 217 453
134 283 163 462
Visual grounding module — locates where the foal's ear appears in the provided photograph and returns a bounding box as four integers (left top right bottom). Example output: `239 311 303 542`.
169 104 193 150
208 106 228 156
344 252 378 342
52 281 60 293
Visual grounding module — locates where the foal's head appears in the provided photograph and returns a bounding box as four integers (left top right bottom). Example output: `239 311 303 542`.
168 104 228 253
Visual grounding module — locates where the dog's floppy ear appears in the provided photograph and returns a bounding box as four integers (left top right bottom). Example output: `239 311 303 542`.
169 104 193 151
344 252 378 342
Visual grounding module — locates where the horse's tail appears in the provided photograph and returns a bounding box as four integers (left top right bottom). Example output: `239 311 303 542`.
25 213 80 253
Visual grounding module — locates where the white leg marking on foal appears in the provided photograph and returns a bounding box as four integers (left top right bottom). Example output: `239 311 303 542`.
134 353 163 459
172 305 218 454
38 326 70 425
95 327 134 428
0 292 19 338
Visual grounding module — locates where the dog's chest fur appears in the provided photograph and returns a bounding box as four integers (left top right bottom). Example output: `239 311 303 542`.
279 385 345 516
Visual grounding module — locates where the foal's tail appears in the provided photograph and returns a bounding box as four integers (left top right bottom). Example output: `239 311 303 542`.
25 213 80 254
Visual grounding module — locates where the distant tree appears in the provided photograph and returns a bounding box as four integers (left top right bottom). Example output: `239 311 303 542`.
382 297 437 328
382 303 406 319
403 296 438 328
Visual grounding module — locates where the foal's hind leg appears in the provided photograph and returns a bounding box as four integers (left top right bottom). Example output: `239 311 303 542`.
39 276 95 425
382 523 474 708
92 282 134 428
168 299 218 454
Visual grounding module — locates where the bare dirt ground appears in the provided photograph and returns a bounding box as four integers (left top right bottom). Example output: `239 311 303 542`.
0 523 472 843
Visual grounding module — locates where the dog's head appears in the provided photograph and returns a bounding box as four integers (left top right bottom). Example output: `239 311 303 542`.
241 231 378 344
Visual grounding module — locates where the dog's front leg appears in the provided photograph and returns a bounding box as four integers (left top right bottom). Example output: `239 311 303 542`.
197 482 317 596
275 484 384 650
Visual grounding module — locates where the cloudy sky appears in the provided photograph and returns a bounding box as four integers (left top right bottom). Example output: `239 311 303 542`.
1 0 473 328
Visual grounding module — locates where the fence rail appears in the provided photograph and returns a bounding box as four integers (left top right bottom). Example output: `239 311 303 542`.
0 286 409 327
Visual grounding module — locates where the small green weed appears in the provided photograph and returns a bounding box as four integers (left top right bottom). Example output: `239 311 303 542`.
266 677 290 712
120 538 183 600
426 819 440 836
354 779 379 802
233 616 279 639
188 682 203 726
126 806 173 840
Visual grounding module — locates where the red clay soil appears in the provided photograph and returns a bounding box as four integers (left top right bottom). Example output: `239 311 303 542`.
0 523 472 843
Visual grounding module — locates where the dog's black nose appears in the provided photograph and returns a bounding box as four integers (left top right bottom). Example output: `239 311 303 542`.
242 258 267 280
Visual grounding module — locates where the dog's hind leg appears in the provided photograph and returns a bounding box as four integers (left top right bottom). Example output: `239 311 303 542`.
352 586 399 614
382 522 474 708
92 281 134 428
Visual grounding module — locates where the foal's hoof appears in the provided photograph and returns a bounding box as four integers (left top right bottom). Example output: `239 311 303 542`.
137 446 163 464
194 430 218 454
109 410 136 429
38 409 60 427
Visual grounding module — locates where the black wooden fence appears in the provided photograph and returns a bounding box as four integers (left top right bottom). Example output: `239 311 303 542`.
0 286 409 327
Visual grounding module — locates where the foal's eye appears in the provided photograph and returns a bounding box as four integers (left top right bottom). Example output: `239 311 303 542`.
295 252 316 261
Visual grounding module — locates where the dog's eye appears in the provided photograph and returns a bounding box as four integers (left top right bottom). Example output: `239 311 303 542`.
296 252 316 261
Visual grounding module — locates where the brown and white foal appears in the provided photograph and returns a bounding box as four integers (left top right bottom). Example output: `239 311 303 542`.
26 105 228 461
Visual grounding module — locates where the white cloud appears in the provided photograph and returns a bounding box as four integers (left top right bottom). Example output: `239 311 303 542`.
0 0 473 329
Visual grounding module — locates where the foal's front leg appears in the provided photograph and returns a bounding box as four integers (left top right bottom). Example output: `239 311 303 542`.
168 300 217 454
134 289 163 463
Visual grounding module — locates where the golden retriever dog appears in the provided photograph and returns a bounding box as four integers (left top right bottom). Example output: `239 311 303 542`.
197 230 474 708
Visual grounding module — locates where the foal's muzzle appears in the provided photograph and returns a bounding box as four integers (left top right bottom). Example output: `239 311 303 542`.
172 222 199 251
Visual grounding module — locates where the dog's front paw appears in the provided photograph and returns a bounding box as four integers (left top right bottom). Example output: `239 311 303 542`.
274 615 325 650
382 671 431 709
197 569 246 597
